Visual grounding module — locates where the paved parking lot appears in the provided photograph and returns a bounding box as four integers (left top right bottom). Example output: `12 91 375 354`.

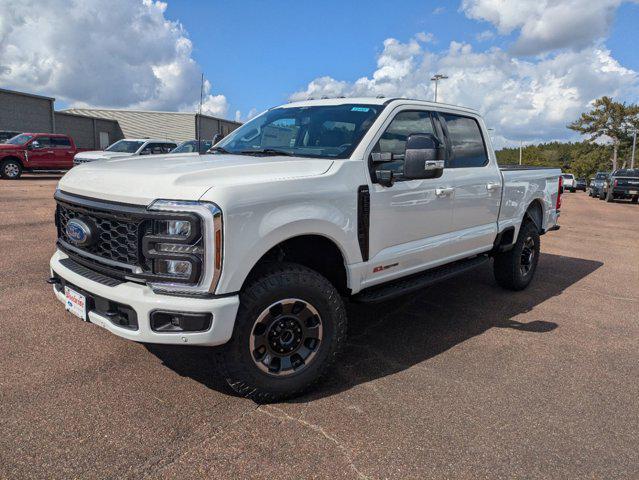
1 176 638 479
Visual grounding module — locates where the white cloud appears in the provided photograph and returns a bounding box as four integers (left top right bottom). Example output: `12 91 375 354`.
476 30 495 42
0 0 230 117
416 32 436 43
290 36 638 147
461 0 636 55
433 7 446 14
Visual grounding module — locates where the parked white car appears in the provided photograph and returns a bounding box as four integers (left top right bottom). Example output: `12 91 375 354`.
50 97 562 401
73 138 177 165
562 173 576 192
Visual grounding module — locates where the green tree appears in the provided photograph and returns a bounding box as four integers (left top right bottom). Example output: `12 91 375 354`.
568 96 639 171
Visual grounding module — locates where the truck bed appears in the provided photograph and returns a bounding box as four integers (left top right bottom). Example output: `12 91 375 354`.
498 167 561 235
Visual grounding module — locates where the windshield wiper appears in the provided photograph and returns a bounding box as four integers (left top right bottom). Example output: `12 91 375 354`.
209 146 230 154
240 148 293 156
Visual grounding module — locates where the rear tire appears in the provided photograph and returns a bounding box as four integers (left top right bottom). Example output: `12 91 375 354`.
0 159 22 179
632 196 638 204
215 262 347 403
494 220 540 291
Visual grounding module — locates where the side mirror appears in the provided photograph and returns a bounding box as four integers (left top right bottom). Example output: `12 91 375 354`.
139 149 151 155
403 133 445 180
212 133 224 145
28 141 40 150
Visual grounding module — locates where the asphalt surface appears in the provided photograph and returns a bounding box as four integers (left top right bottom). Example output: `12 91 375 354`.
1 176 638 479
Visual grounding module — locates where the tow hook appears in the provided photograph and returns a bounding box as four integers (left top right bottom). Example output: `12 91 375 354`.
46 277 60 285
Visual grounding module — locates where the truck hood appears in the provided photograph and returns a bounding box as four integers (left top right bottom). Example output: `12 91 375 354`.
0 144 22 152
74 150 134 161
58 153 334 204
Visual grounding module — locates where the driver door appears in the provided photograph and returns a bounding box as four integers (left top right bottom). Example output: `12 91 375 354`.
26 137 56 168
364 109 455 287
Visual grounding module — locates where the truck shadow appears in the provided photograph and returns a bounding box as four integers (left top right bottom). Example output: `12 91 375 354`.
145 253 602 402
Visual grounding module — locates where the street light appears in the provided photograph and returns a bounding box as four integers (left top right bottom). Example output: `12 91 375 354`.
430 74 448 102
631 128 637 169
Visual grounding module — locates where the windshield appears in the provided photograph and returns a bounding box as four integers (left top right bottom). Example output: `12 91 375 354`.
6 134 33 145
562 174 574 179
595 173 608 180
613 169 639 177
216 104 384 159
106 140 144 153
171 140 213 154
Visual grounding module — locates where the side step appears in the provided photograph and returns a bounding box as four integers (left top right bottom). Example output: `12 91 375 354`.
353 256 489 304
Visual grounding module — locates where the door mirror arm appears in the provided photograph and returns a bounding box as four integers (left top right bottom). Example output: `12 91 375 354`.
370 152 396 187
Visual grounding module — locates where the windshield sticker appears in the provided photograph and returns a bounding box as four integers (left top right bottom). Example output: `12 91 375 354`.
351 107 370 112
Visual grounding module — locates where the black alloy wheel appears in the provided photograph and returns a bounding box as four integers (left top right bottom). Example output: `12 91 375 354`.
250 298 323 376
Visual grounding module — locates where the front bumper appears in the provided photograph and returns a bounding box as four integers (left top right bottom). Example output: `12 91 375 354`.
50 250 239 346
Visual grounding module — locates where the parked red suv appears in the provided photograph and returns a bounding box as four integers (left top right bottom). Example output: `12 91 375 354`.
0 133 87 179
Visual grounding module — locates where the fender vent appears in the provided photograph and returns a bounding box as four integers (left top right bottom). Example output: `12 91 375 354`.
357 185 370 261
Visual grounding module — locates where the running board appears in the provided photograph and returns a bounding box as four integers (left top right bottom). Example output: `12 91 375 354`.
353 256 489 304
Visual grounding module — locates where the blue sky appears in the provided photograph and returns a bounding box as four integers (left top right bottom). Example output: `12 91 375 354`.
167 0 639 116
1 0 638 146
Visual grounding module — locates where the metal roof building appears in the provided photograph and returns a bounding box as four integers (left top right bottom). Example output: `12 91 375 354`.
62 108 242 143
0 87 123 149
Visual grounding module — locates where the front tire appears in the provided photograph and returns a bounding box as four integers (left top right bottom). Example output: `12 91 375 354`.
215 262 347 402
493 220 540 291
1 159 22 179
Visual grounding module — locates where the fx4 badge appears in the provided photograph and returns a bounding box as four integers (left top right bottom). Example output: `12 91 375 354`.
373 262 398 273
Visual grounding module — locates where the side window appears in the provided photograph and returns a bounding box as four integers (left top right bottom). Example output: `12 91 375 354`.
33 137 52 148
52 137 71 148
143 143 165 155
440 114 488 168
373 111 436 177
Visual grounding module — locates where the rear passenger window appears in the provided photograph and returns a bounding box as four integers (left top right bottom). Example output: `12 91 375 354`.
52 137 71 148
441 114 488 168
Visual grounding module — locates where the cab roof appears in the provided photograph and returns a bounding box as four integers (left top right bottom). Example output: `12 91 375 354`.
21 133 71 137
281 97 479 115
119 138 176 143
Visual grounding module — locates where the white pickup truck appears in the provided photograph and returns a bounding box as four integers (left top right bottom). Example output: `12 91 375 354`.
50 98 561 401
73 138 178 165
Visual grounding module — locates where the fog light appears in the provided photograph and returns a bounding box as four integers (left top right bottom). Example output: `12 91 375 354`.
155 259 193 278
150 311 212 332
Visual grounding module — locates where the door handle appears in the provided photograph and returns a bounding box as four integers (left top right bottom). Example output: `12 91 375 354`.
435 187 454 197
486 182 501 192
47 150 54 153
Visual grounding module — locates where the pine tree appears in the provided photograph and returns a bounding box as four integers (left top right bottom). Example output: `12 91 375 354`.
568 97 639 171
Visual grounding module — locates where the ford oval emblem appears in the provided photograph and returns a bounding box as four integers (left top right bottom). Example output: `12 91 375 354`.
66 218 93 246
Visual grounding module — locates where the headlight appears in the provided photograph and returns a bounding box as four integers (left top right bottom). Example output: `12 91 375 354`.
157 219 192 237
145 200 223 295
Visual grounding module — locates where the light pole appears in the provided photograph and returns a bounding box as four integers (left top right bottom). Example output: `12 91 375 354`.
519 140 523 166
430 74 448 102
631 128 637 169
